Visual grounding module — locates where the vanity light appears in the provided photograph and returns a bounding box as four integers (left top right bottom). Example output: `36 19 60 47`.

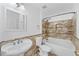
9 3 25 10
42 5 47 9
18 5 25 10
16 3 25 10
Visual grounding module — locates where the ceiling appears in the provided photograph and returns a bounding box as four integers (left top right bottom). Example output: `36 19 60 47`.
23 3 75 9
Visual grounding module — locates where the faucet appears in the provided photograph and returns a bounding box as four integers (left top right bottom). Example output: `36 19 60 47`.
41 39 46 45
20 40 23 43
17 40 20 44
17 40 23 44
13 42 16 45
13 40 23 45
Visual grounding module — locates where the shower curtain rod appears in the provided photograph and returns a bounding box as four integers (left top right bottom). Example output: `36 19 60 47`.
43 12 76 20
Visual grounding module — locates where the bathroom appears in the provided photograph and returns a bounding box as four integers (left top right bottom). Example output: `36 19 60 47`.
0 3 79 56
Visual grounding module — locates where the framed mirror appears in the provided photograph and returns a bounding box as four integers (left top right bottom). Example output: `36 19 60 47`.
5 8 27 32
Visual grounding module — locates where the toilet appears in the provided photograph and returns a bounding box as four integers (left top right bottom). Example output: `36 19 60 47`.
39 45 51 56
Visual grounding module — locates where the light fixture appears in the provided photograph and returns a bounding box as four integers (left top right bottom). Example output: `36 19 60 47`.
16 3 25 10
18 5 25 10
10 3 25 10
42 5 47 9
16 3 20 7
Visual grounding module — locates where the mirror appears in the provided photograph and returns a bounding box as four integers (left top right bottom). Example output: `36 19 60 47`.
6 8 27 31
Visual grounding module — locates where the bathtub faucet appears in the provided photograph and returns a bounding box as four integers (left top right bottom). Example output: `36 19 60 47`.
17 40 23 44
17 40 20 44
41 39 47 45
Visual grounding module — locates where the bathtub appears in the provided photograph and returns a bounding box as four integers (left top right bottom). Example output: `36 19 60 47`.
35 36 76 56
1 39 32 56
45 37 76 56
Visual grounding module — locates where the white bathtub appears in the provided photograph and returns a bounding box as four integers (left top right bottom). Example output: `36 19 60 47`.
45 37 76 56
1 39 32 56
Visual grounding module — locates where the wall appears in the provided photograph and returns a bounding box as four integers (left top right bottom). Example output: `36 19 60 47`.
25 5 41 35
41 3 75 19
41 3 79 39
0 3 79 41
74 4 79 39
0 3 41 42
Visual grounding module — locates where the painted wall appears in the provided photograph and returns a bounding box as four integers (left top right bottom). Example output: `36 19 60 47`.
41 3 79 39
0 3 41 42
25 5 41 35
0 3 79 42
41 3 75 19
74 4 79 39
